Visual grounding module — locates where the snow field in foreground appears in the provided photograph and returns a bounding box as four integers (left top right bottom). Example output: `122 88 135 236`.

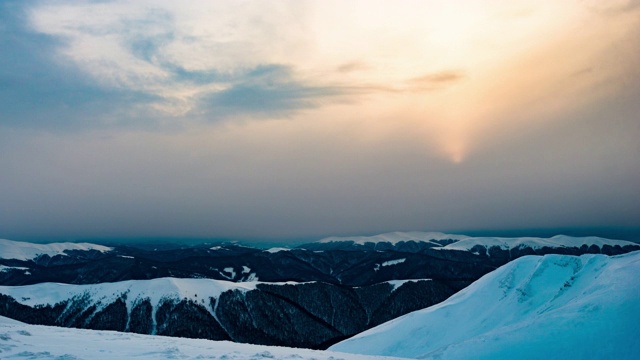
0 316 406 360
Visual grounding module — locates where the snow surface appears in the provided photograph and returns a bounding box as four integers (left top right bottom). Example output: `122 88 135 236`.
435 234 638 254
0 239 112 261
331 251 640 359
0 316 404 360
223 267 237 279
317 232 638 254
0 265 30 273
381 258 406 267
265 247 291 253
0 277 257 314
318 231 469 245
386 279 430 292
0 315 22 325
0 277 316 315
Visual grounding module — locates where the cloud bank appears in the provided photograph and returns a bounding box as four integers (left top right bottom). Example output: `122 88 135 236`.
1 0 639 240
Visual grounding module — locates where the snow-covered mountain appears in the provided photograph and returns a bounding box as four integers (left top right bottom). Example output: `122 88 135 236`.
0 277 450 349
0 316 402 360
434 234 636 254
0 277 257 312
308 231 639 254
319 231 469 245
0 239 112 261
330 251 640 359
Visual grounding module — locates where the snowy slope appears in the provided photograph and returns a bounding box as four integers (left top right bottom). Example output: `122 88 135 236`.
0 277 444 349
0 239 112 261
0 277 261 308
331 251 640 359
436 234 638 254
316 231 639 254
319 231 469 245
0 316 404 360
0 265 30 273
265 247 292 253
0 277 425 317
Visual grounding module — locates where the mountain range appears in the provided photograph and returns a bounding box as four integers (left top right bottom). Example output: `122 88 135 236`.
1 232 638 355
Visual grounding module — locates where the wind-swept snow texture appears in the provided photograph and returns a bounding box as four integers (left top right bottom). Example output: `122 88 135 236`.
0 316 403 360
331 251 640 359
0 239 112 261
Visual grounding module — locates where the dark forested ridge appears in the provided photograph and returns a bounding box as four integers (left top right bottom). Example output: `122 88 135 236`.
2 239 636 286
0 279 468 349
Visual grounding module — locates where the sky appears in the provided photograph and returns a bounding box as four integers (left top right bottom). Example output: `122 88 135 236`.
1 0 639 242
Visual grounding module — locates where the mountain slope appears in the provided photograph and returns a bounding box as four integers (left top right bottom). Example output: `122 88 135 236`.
0 316 403 360
312 231 469 250
331 251 640 359
435 234 634 254
319 231 469 244
0 277 459 349
306 231 639 253
0 239 112 261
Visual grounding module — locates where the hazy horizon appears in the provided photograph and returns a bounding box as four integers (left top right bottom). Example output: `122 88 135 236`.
5 226 640 247
2 1 639 242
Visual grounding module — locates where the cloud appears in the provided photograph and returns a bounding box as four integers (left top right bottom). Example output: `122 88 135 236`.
1 0 639 241
200 65 348 119
336 61 369 73
585 0 640 15
409 71 466 85
0 1 162 130
0 0 355 129
22 0 316 119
